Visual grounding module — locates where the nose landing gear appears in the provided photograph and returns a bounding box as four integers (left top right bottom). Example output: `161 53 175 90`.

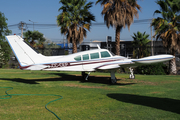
129 67 135 79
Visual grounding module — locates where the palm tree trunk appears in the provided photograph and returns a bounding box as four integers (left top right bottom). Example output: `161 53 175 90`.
115 26 121 55
140 47 143 58
170 49 177 74
72 39 77 53
72 25 78 53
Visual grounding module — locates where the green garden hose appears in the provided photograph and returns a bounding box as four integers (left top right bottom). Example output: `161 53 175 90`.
0 87 62 120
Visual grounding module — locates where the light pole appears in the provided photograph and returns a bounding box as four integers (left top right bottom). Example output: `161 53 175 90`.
29 20 37 31
150 19 154 56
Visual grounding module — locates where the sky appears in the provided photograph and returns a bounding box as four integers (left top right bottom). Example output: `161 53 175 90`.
0 0 160 43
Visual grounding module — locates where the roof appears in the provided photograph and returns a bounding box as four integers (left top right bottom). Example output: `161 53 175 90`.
92 40 102 42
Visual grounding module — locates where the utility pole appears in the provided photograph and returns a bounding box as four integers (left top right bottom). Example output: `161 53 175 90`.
21 22 24 38
106 36 112 52
150 22 154 56
18 21 27 38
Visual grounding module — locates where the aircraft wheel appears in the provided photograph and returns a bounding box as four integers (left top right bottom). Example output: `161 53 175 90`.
129 74 135 79
110 78 117 84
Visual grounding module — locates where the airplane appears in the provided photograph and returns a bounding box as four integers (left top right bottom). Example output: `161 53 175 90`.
6 35 174 84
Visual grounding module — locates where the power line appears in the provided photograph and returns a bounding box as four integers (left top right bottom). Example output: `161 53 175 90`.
7 19 152 41
7 18 152 29
7 24 19 27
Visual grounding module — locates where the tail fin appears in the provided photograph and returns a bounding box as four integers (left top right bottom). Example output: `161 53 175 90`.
6 35 44 67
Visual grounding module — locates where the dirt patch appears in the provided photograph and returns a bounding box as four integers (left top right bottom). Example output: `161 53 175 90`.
63 83 110 89
138 81 158 85
119 78 158 86
159 80 180 84
150 91 164 94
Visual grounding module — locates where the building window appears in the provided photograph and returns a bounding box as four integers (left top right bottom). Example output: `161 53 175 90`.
90 53 99 59
101 51 111 58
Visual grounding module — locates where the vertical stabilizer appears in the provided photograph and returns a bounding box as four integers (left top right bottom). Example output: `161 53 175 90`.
6 35 44 67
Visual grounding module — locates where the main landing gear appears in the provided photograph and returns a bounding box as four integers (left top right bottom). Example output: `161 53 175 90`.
82 72 91 81
110 70 117 84
81 68 134 84
110 68 135 84
129 67 135 79
81 71 117 84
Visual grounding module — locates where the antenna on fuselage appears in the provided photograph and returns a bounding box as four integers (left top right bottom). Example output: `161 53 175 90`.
97 44 101 49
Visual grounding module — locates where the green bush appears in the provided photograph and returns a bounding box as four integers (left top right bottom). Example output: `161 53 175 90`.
135 63 167 75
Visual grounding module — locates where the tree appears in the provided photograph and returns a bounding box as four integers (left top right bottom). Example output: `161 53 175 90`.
0 12 11 68
23 30 46 49
131 31 150 58
96 0 141 55
151 0 180 74
57 0 95 53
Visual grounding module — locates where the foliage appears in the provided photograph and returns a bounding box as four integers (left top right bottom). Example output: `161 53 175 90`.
135 63 167 75
0 40 11 68
0 12 11 39
131 31 150 58
0 12 11 68
41 42 61 56
96 0 141 55
57 0 95 53
23 30 46 49
151 0 180 74
44 42 61 49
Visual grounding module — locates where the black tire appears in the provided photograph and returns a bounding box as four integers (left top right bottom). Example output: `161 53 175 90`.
110 78 117 84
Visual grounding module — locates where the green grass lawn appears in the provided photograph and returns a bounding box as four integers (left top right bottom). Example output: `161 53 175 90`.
0 69 180 120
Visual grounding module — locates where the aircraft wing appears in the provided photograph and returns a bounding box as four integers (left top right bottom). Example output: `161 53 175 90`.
131 55 174 64
96 54 174 70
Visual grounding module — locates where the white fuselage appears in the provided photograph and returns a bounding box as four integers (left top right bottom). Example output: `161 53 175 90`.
25 49 128 71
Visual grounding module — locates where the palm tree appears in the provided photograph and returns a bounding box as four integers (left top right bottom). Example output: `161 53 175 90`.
96 0 141 55
151 0 180 74
23 30 46 49
131 31 150 58
57 0 95 53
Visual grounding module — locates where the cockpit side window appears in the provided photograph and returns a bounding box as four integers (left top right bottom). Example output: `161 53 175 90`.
74 55 81 61
101 51 111 58
83 54 89 60
90 52 99 59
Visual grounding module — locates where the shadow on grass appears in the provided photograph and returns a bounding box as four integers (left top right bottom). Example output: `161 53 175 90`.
107 93 180 114
0 73 135 86
0 78 39 84
48 73 135 86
